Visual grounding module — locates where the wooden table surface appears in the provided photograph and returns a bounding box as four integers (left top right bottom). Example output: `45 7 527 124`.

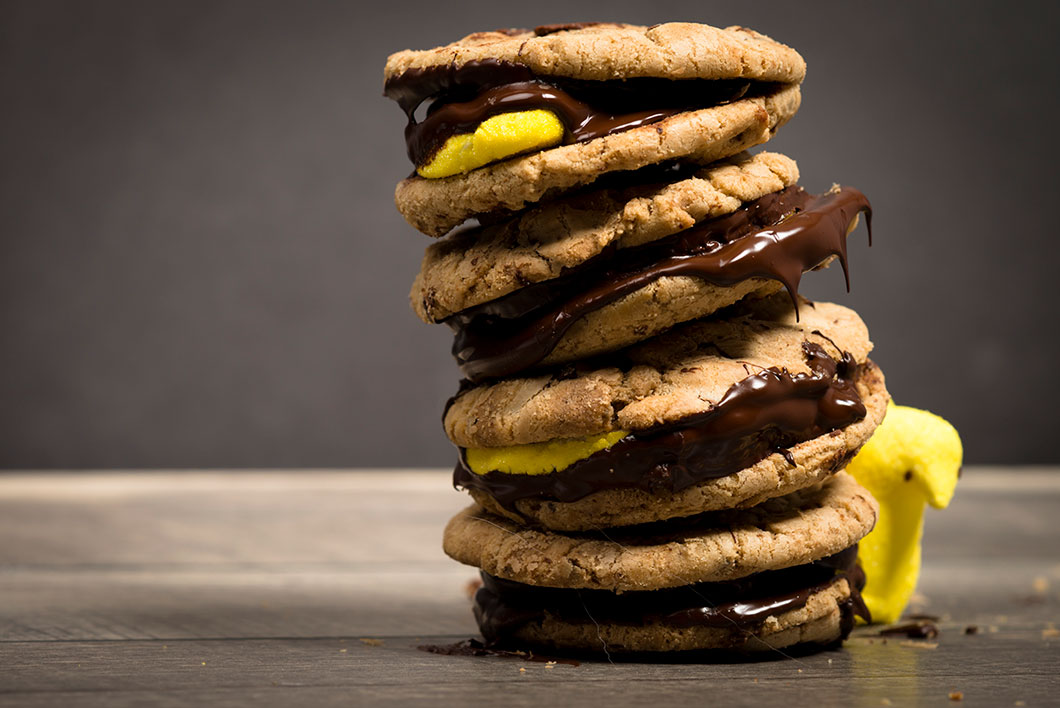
1 468 1057 707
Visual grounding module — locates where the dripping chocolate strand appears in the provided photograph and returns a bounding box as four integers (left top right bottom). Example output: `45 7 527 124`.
447 186 872 382
453 342 867 508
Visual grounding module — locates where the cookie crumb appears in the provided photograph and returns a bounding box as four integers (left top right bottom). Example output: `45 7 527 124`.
1032 576 1049 594
880 699 892 706
339 648 348 653
899 640 938 650
964 625 979 635
948 690 963 701
359 638 384 647
519 667 526 673
1042 627 1060 639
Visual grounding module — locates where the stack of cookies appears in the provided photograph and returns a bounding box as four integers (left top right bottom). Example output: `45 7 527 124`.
384 22 888 655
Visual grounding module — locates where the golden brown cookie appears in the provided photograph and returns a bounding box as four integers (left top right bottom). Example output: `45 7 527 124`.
469 360 887 531
486 576 860 654
454 472 876 653
422 169 870 382
393 88 800 236
444 296 887 529
384 23 805 236
443 471 878 591
445 296 872 447
384 24 806 84
412 152 800 322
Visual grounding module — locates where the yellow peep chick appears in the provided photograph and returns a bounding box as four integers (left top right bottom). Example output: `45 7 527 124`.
847 402 963 624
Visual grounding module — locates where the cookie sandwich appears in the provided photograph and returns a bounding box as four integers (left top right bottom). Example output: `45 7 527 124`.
444 294 888 531
384 22 805 236
412 151 871 382
444 472 877 653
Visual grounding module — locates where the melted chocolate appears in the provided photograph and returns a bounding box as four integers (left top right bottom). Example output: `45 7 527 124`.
453 342 866 508
879 621 940 639
384 60 752 166
405 81 697 167
385 59 532 116
416 638 582 665
447 186 872 382
474 545 870 641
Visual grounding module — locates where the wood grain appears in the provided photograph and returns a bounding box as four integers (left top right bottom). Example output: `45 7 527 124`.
0 468 1058 706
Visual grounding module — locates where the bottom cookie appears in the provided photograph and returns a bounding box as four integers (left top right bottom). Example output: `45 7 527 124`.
474 549 868 654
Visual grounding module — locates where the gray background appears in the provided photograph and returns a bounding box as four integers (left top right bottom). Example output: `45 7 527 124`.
1 0 1057 469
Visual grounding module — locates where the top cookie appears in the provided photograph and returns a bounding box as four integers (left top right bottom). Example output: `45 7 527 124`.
385 23 805 237
384 23 805 84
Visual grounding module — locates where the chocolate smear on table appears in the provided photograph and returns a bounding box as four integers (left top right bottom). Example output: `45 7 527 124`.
880 621 940 640
418 638 580 665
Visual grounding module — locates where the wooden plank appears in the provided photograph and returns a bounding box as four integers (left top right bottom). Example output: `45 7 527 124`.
0 468 1057 706
0 471 467 565
1 632 1057 707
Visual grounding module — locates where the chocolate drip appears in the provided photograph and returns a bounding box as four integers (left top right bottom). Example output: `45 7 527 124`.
385 60 752 166
447 186 872 382
474 545 870 641
453 343 866 508
385 59 535 116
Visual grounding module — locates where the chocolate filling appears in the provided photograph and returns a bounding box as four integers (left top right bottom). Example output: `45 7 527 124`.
453 342 867 508
384 59 761 166
474 545 870 642
445 186 871 382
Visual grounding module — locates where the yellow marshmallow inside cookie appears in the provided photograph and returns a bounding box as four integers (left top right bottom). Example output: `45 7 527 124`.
465 430 628 476
417 110 565 179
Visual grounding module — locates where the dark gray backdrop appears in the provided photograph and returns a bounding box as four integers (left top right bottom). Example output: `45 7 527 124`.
2 0 1057 468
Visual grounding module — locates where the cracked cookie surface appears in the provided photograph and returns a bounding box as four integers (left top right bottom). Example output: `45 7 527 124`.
394 86 800 236
443 472 878 592
444 295 872 448
412 152 799 322
384 23 805 84
505 577 857 654
469 358 887 531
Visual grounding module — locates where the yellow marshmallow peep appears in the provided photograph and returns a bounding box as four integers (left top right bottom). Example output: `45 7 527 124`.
847 402 962 624
417 110 564 178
